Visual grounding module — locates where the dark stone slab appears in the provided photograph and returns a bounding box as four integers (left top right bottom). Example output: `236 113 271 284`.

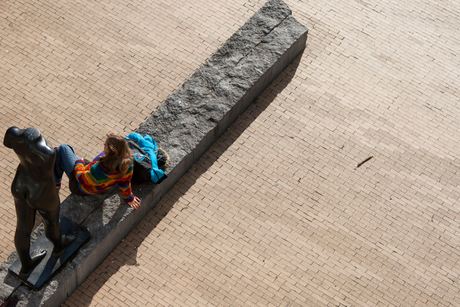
8 218 90 291
0 0 308 305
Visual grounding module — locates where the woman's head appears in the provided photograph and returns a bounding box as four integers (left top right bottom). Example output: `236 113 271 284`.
100 133 132 172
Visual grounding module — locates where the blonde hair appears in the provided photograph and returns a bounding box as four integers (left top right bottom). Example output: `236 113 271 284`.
99 133 133 173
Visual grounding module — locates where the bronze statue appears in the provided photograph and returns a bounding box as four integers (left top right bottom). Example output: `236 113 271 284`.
4 127 75 275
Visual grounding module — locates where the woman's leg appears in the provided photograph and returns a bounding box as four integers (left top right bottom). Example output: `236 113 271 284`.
53 144 81 183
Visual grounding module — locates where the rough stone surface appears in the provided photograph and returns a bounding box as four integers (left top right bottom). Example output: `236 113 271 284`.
0 0 307 305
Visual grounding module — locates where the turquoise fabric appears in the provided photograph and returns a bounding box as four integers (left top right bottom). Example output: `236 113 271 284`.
125 133 166 183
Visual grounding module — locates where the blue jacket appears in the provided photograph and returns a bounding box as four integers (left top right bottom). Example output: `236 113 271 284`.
126 133 166 183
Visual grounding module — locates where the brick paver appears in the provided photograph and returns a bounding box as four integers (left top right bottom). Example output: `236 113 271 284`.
1 0 460 306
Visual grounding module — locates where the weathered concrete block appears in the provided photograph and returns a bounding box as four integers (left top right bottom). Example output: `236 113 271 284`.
0 0 307 305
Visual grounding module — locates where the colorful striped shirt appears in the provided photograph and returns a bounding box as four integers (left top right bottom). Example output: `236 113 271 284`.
74 158 134 202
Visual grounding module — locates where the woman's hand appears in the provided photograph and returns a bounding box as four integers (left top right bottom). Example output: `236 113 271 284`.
127 196 141 210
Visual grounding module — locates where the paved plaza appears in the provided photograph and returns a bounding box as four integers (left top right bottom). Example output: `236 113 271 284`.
1 0 460 306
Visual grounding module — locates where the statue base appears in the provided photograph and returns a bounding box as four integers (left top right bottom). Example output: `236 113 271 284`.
8 217 90 290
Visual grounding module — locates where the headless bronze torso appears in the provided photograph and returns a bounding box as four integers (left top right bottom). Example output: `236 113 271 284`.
4 127 75 275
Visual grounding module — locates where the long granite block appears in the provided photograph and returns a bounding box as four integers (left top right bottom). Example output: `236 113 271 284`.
0 0 308 305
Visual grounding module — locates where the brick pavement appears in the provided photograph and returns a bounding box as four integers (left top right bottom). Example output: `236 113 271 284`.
1 0 460 306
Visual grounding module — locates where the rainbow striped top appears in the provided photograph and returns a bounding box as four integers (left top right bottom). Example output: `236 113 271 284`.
74 158 134 202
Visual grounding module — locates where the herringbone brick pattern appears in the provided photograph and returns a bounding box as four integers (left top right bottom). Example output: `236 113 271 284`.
1 0 460 306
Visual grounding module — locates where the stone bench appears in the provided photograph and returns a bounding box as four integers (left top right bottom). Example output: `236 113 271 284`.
0 0 308 305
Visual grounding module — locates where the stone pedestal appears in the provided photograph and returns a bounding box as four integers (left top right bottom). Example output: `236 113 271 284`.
8 218 90 291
